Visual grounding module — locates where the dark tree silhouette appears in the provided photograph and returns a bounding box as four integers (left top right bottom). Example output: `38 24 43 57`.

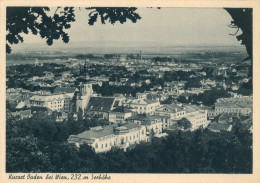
6 7 141 54
7 7 252 61
224 8 252 61
6 7 76 53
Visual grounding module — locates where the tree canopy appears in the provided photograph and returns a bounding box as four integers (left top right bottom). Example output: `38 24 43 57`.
6 7 252 62
6 7 141 53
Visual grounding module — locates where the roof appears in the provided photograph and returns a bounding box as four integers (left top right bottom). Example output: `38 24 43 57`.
127 114 161 122
166 104 183 112
69 122 140 141
215 97 252 109
86 97 115 112
240 117 253 130
184 104 203 113
130 99 159 105
110 106 133 113
72 125 115 140
30 94 70 102
16 101 26 109
208 122 232 132
113 100 120 108
217 113 236 123
53 87 76 94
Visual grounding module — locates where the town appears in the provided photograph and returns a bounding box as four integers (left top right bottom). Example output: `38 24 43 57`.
6 49 252 154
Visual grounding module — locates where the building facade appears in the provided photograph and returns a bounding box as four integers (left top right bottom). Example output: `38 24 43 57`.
68 122 147 153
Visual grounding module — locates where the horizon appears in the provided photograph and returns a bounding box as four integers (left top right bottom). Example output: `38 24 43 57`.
9 7 245 53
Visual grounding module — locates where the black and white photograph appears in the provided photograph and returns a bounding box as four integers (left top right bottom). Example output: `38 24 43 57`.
1 1 259 182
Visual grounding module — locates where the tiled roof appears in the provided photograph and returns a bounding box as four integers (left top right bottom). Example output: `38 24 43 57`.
86 97 115 112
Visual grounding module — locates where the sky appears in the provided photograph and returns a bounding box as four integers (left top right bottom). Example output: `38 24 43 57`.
11 7 244 51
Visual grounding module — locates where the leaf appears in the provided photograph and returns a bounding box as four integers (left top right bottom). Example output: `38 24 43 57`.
88 13 98 25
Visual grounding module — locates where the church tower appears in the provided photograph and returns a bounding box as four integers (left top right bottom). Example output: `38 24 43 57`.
76 83 93 113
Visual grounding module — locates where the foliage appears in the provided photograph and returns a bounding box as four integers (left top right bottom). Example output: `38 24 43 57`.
6 112 252 173
177 118 192 130
6 7 141 54
192 87 231 106
6 7 76 53
225 8 252 61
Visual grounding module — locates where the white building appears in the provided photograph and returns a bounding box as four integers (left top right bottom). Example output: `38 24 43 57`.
108 107 133 123
68 122 147 153
126 114 163 135
214 96 252 115
76 83 93 113
123 99 160 114
29 94 72 112
184 105 210 131
155 104 186 120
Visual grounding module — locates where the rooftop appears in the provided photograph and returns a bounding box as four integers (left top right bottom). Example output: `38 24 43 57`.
86 97 115 112
69 122 141 141
208 122 232 132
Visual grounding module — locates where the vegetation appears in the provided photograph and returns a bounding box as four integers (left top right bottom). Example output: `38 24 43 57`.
6 111 252 173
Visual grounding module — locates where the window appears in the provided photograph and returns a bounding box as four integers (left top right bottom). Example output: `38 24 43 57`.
95 143 98 148
101 144 103 149
105 143 107 148
130 136 131 140
142 130 144 135
133 135 135 139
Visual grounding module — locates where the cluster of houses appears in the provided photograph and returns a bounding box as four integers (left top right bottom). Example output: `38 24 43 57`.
7 66 252 152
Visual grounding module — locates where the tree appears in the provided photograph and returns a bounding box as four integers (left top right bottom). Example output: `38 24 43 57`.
6 7 141 53
225 8 252 77
225 8 252 61
6 135 51 172
177 118 192 130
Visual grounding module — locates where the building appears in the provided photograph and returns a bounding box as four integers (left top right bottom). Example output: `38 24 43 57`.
126 114 163 135
68 122 147 153
29 94 72 112
43 71 54 80
75 83 93 113
85 96 116 120
155 103 186 120
123 99 160 114
207 122 232 132
109 106 133 123
214 96 252 116
183 104 210 131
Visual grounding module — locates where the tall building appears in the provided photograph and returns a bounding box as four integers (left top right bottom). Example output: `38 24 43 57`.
75 83 93 113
